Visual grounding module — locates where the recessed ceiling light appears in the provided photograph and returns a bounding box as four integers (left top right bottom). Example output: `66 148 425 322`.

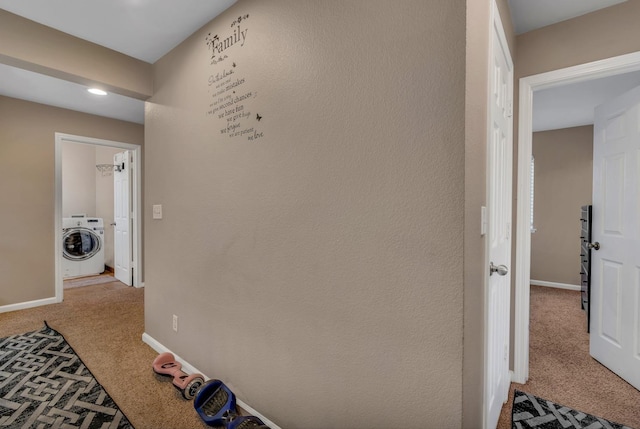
88 88 107 96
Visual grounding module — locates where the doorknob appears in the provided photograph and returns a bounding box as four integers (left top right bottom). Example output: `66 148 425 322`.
588 242 600 250
110 222 117 226
490 262 509 276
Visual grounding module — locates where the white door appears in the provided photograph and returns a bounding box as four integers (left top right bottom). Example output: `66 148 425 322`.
485 5 513 429
590 85 640 390
114 151 132 286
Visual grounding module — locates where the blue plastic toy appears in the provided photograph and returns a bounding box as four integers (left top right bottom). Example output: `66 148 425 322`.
228 415 270 429
194 379 237 426
193 379 270 428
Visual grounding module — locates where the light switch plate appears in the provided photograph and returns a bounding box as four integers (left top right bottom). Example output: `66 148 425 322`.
153 204 163 220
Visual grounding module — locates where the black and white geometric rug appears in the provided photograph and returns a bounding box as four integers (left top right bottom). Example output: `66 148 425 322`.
512 390 634 429
0 323 133 428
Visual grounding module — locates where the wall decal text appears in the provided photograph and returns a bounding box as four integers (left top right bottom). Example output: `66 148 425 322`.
205 13 264 141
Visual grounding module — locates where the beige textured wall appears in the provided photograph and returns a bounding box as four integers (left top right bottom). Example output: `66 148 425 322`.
0 96 143 307
145 1 465 427
516 1 640 78
530 126 593 286
62 142 97 217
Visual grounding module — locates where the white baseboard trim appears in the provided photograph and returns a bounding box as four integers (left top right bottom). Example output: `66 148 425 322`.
0 297 59 314
142 333 281 429
530 280 581 291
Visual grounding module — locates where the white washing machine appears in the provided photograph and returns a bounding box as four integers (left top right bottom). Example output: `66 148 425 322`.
62 217 105 278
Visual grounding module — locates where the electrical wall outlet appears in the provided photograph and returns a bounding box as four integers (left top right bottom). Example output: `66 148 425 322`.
172 314 178 332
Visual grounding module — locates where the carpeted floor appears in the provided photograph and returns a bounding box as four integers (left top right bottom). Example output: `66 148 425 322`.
3 283 638 428
497 286 640 429
0 283 209 429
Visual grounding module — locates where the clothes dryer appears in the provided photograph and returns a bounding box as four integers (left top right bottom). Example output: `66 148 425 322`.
62 217 105 278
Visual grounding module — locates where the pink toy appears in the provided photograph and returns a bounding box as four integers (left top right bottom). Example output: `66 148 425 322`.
153 352 205 400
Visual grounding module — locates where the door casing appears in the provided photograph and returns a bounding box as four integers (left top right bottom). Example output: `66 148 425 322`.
55 133 143 301
513 51 640 383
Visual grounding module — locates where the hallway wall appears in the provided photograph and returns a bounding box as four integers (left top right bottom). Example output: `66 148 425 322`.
516 1 640 78
145 1 465 427
0 96 143 308
62 141 96 217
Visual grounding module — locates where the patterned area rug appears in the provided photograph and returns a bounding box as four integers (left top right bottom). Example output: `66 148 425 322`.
0 323 133 428
512 390 634 429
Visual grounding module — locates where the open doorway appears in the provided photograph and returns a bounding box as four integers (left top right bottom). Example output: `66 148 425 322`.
54 133 142 303
529 125 593 294
513 51 640 383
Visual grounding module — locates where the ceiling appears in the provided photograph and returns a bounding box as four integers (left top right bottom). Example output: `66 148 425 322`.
508 0 627 35
533 70 640 132
0 0 636 130
0 0 237 63
0 0 237 124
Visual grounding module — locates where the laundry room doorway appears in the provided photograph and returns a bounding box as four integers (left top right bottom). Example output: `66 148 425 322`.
54 133 142 302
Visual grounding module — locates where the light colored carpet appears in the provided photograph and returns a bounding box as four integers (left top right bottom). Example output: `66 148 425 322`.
497 286 640 429
0 285 209 429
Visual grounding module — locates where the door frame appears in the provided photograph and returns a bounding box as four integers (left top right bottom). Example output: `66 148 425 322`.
54 133 143 302
513 50 640 383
